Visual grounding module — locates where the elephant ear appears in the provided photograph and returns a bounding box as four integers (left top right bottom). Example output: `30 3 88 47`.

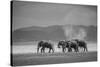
60 41 63 44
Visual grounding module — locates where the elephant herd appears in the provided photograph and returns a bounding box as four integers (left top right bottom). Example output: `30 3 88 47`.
37 39 88 53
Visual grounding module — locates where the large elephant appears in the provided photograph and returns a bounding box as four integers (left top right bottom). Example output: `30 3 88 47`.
58 40 79 53
58 40 69 53
74 39 88 52
67 40 79 52
37 41 54 53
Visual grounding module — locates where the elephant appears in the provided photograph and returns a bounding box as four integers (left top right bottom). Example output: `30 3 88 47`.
37 41 54 53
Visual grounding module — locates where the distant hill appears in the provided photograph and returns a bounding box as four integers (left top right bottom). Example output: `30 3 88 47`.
12 25 66 42
12 25 97 43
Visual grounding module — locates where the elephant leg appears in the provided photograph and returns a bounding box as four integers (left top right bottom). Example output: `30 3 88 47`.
43 48 45 53
83 47 85 52
70 48 72 52
74 48 78 52
41 48 45 53
83 47 87 52
52 48 54 53
49 48 51 53
76 47 79 52
84 47 88 52
68 48 72 52
74 45 79 52
62 48 65 53
37 47 39 53
74 48 76 52
76 49 78 52
41 48 43 53
86 47 88 52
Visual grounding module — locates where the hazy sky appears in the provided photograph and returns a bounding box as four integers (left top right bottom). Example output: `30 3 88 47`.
12 1 97 31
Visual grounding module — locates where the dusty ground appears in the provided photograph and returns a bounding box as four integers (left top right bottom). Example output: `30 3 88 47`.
11 51 97 66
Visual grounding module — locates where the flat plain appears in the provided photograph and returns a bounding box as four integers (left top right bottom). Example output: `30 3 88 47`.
12 51 97 66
